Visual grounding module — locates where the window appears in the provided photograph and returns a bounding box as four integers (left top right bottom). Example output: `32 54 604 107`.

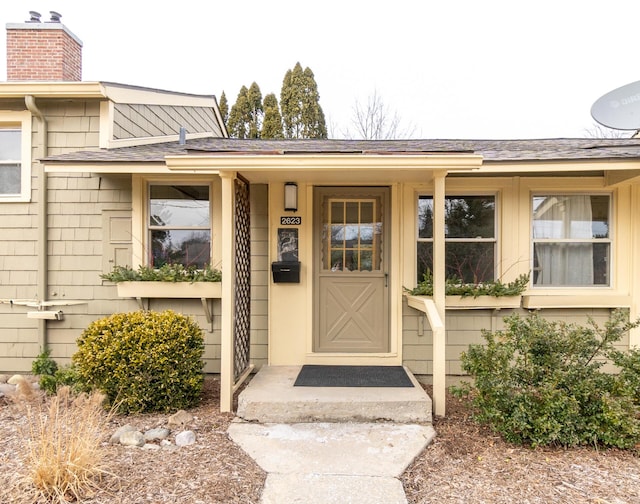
0 128 21 196
148 184 211 268
0 111 31 202
532 194 610 287
417 195 496 283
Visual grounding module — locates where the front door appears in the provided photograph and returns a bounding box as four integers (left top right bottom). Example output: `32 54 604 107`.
314 187 390 353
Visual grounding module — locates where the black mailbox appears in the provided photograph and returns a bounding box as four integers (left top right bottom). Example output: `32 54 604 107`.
271 261 300 283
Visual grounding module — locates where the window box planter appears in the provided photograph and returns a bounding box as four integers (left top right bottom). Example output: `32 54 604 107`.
406 294 522 311
116 281 221 300
444 295 521 310
115 281 222 331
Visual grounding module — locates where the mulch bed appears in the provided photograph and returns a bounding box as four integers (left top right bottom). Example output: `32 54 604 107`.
402 385 640 503
0 377 266 504
2 378 640 503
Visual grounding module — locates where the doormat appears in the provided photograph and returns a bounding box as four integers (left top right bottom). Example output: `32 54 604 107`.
294 365 414 388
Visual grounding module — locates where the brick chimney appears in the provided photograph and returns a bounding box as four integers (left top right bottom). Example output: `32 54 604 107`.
6 11 83 81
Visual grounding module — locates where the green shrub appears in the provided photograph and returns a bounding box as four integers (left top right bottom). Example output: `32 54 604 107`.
456 309 640 448
72 310 205 413
38 374 59 395
32 348 58 377
38 365 84 396
407 269 530 297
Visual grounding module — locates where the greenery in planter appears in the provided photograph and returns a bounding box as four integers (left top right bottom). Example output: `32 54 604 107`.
72 310 205 413
454 309 640 448
100 263 221 283
406 269 530 297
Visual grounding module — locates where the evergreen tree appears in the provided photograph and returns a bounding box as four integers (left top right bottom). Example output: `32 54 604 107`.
246 82 263 139
228 86 250 139
261 93 284 139
218 91 229 129
280 62 327 139
227 83 263 139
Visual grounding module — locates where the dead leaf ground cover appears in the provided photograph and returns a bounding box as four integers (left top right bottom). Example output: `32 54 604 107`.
402 385 640 504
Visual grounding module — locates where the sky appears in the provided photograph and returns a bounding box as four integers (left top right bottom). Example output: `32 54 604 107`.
1 0 639 139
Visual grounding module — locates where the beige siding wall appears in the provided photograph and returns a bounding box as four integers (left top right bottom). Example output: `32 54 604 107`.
402 303 627 376
250 184 269 370
0 97 227 373
0 99 103 371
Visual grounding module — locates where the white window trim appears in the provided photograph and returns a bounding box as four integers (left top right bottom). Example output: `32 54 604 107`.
132 174 221 269
0 110 32 202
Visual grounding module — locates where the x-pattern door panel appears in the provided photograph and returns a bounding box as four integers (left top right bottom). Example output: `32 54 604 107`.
314 187 389 353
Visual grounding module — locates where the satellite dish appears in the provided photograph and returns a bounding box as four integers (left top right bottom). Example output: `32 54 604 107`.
591 80 640 130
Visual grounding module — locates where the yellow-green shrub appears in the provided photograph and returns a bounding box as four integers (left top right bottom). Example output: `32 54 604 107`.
72 310 204 413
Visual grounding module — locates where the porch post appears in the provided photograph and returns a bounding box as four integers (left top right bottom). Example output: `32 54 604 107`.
631 185 640 349
219 172 236 412
432 171 447 416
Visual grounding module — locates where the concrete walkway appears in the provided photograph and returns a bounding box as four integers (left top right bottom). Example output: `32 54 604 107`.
228 421 435 503
229 366 436 502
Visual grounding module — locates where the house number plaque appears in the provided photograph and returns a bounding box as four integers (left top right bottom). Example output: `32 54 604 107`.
280 216 302 225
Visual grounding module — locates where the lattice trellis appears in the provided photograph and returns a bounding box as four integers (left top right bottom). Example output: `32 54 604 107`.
233 178 251 381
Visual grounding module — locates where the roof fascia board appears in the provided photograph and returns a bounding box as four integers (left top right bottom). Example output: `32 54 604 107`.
100 83 216 107
164 154 484 172
470 159 640 174
0 82 215 107
0 82 107 99
43 163 185 175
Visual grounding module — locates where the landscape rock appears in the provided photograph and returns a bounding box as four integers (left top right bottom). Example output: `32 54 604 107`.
110 424 138 445
7 374 24 385
168 409 194 428
144 428 171 442
160 439 172 447
0 374 8 383
120 430 145 447
0 383 15 395
175 430 196 446
142 443 161 451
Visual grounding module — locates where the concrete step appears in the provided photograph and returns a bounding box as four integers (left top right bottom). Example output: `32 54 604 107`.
236 366 432 424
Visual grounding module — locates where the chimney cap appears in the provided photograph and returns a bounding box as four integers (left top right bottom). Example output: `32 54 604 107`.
28 11 41 23
49 11 62 23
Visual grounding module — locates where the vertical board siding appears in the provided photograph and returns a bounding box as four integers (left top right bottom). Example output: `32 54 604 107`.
250 184 269 370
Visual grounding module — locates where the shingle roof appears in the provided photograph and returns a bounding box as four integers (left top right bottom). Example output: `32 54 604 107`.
43 137 640 164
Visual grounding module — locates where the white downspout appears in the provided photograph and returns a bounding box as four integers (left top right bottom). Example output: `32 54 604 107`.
25 95 48 351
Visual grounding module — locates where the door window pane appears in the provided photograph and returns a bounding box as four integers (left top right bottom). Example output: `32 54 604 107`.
324 197 382 272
